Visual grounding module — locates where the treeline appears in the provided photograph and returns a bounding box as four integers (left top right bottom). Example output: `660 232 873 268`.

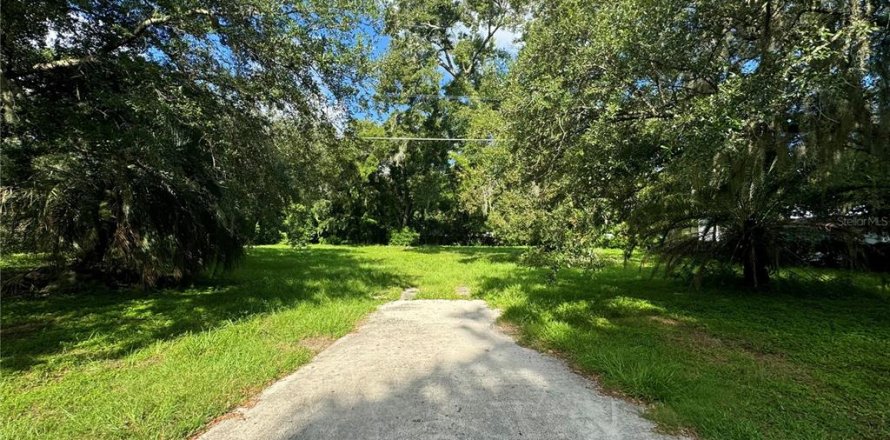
3 0 889 288
1 0 375 285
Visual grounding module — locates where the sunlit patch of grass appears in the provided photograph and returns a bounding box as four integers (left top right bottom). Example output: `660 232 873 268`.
475 253 890 440
0 253 49 269
2 245 888 439
602 296 666 317
1 246 401 439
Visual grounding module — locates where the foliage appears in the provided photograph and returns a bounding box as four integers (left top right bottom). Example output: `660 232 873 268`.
252 216 285 246
1 0 375 284
283 203 314 248
2 0 887 290
506 0 890 287
306 0 531 245
388 227 420 247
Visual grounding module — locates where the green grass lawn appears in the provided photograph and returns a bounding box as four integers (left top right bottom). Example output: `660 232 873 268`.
2 245 889 439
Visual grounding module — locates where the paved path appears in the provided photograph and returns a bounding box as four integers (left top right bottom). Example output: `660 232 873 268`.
199 300 685 440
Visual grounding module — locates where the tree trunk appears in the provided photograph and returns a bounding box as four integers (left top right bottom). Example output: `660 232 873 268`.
623 240 636 268
742 219 770 289
77 199 114 271
79 223 112 271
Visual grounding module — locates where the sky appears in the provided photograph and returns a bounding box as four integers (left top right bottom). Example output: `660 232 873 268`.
353 21 522 123
42 7 524 127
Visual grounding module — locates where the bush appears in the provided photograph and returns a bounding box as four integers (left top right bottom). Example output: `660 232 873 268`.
389 227 420 247
283 204 314 248
252 216 285 245
595 223 630 249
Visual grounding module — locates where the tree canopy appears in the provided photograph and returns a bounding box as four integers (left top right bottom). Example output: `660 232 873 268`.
2 0 888 288
504 0 889 286
2 0 374 284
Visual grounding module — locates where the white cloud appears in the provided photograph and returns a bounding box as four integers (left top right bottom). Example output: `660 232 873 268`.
446 22 522 58
492 27 522 54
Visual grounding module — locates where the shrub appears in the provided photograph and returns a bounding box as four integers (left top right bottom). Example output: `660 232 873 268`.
283 204 314 248
389 227 420 247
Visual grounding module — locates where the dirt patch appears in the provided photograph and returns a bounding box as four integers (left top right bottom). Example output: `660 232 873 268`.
240 396 261 410
211 411 246 424
729 341 812 381
299 336 336 354
0 319 54 338
495 319 522 339
190 411 246 439
189 383 284 439
684 328 724 349
400 287 419 300
455 286 471 297
649 316 681 326
669 326 810 385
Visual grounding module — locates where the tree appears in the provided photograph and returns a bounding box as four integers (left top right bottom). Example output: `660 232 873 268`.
1 0 374 284
506 0 889 287
356 0 529 244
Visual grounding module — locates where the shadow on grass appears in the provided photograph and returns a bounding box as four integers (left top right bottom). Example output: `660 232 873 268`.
407 246 523 265
481 261 890 344
471 256 890 438
1 247 409 373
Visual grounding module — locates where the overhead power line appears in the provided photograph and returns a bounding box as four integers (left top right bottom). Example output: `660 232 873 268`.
358 137 503 142
382 94 502 103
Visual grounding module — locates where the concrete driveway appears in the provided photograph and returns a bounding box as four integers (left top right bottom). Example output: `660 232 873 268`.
198 300 685 440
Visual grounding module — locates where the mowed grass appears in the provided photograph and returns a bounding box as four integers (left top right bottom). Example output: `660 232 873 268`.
1 246 404 439
3 245 889 439
346 246 890 439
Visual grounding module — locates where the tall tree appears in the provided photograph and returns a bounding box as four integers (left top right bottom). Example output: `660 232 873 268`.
1 0 373 284
355 0 528 243
507 0 890 287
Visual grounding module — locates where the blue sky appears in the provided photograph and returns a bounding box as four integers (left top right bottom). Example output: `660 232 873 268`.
138 15 520 125
353 21 521 123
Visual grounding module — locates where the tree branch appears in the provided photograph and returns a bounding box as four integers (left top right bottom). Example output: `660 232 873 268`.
803 7 889 28
465 19 502 77
438 46 458 78
24 8 216 74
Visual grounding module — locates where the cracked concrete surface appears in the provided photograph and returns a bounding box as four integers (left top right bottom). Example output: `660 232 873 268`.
198 300 686 440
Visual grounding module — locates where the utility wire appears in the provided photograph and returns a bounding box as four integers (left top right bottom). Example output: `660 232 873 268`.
358 136 503 142
381 94 502 103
